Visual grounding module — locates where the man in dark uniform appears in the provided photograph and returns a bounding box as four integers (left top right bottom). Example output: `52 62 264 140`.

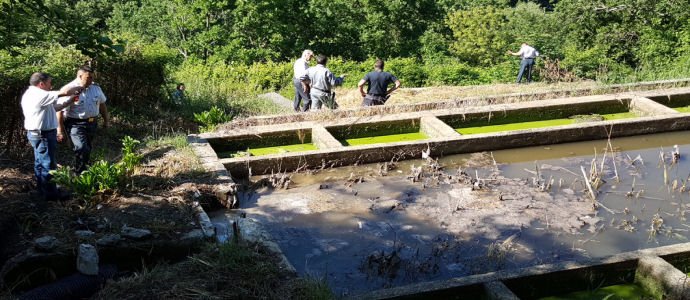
358 59 401 106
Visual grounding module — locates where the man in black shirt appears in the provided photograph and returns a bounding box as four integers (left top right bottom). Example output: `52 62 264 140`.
358 59 401 106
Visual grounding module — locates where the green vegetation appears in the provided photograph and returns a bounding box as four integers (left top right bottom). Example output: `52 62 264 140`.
602 112 638 120
194 106 232 132
457 118 575 135
248 143 318 156
50 136 142 203
217 143 319 158
343 132 429 146
539 283 656 300
456 112 638 134
674 106 690 113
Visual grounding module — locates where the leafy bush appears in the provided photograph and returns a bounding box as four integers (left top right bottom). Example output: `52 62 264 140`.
194 106 232 132
50 136 142 203
425 60 484 86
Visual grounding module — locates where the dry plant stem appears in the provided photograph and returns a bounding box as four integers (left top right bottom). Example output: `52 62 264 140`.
581 165 597 202
607 137 620 182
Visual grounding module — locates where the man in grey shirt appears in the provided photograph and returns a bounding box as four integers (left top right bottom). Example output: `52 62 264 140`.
300 54 346 111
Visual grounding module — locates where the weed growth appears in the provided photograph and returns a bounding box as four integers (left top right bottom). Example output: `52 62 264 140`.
193 106 232 132
50 136 142 203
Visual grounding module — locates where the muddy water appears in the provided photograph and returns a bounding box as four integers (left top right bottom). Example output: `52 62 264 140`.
217 130 690 296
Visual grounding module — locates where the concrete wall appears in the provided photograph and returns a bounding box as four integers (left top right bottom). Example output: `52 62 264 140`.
217 79 690 129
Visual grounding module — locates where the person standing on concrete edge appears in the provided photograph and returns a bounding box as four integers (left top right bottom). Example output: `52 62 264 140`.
293 50 314 112
509 43 540 84
358 59 401 106
22 72 83 201
57 65 109 174
300 54 346 111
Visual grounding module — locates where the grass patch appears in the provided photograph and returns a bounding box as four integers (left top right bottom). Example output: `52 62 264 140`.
342 132 428 146
139 134 204 178
539 283 655 300
95 242 333 300
144 134 189 150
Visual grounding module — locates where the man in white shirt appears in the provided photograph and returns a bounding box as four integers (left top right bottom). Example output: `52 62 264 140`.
57 65 109 174
21 72 82 201
293 50 313 112
510 43 540 83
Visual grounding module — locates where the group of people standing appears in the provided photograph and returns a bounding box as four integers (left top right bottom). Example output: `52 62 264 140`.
292 43 539 112
21 66 109 201
292 50 401 112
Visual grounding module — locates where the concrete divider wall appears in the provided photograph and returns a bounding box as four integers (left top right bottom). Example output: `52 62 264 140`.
356 241 690 299
636 255 690 299
631 97 680 116
420 116 461 138
312 124 344 149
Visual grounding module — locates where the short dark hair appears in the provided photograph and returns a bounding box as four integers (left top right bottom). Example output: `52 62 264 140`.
79 65 93 73
176 83 185 90
374 59 384 70
29 72 51 86
316 54 328 65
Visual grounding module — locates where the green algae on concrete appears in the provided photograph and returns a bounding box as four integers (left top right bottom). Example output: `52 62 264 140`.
539 283 656 300
342 132 428 146
248 143 318 156
456 118 575 135
674 106 690 113
456 112 638 135
602 112 638 120
216 143 317 158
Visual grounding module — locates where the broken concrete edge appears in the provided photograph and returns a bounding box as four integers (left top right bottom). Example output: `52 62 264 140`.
187 134 240 209
219 114 690 177
356 242 690 300
636 255 690 300
225 211 297 274
218 78 690 128
192 202 215 238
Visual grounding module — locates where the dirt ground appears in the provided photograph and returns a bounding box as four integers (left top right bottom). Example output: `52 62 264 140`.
0 132 219 297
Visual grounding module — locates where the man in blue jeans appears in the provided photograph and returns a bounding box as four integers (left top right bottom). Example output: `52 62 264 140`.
21 72 82 201
510 43 540 83
57 65 110 174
